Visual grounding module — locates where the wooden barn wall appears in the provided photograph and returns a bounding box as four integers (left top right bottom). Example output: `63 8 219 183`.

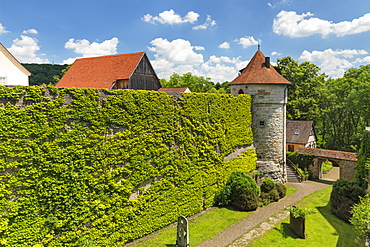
129 74 160 90
129 55 160 90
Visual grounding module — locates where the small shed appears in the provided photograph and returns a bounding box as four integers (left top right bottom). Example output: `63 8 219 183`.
56 52 161 90
286 120 317 152
158 87 191 93
0 43 31 86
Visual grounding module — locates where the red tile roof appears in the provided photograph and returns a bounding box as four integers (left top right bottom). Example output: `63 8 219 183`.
56 52 145 89
229 51 292 85
298 147 358 161
158 87 190 93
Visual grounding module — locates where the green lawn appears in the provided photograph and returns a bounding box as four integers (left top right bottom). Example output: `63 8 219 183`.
247 186 364 247
131 207 253 246
130 185 297 246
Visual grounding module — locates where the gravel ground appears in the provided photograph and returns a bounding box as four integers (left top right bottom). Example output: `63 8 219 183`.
197 180 331 247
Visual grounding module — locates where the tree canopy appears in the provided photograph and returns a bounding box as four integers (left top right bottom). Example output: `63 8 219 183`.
23 64 69 86
160 72 230 94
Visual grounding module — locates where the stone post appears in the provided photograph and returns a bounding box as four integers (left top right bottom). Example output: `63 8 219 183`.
176 216 189 247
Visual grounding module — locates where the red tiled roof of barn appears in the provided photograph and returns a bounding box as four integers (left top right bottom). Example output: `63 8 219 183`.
56 52 145 89
229 51 292 85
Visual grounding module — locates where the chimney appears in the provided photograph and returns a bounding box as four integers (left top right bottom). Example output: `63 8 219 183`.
265 57 270 68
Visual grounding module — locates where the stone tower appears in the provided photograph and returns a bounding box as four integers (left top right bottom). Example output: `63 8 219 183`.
229 50 292 183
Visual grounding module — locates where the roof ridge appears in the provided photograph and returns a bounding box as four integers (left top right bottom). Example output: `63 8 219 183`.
76 51 145 61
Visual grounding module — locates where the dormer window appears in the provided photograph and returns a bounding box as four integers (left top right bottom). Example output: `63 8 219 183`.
294 130 300 135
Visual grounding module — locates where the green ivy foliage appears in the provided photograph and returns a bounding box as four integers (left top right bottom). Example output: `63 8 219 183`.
0 86 254 246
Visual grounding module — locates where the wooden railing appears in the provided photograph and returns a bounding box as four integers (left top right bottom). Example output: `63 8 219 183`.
286 158 307 181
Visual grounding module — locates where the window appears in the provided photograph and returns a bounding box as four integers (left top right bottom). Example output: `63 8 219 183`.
0 77 6 85
238 89 244 94
259 121 265 127
294 130 300 135
288 145 294 152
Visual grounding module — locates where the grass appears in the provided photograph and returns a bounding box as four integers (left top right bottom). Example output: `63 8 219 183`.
286 185 298 197
131 207 253 246
131 185 297 247
247 186 364 247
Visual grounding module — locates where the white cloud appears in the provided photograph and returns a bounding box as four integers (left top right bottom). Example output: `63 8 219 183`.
142 9 199 25
268 0 292 8
236 36 259 48
148 38 203 65
271 51 282 56
148 38 248 82
219 42 230 49
63 37 119 63
22 29 38 34
193 15 217 30
273 11 370 38
0 23 9 34
8 35 49 63
298 49 368 78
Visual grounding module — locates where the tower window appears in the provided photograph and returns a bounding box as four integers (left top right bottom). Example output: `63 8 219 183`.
259 121 265 127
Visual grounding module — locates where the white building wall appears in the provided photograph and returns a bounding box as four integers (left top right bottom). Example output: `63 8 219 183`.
0 51 29 86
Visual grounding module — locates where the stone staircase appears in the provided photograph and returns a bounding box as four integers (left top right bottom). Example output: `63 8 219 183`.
286 163 301 183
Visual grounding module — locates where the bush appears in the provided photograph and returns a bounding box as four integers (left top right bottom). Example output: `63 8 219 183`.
330 179 366 222
350 195 370 236
275 183 286 199
215 171 260 211
260 178 275 193
322 161 333 173
260 178 286 202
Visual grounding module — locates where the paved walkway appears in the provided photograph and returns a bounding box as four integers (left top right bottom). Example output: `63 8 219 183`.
197 180 331 247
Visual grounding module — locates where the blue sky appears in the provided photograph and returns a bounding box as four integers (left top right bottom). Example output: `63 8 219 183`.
1 0 370 82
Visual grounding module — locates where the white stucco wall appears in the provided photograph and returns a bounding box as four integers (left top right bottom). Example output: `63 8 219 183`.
0 50 29 86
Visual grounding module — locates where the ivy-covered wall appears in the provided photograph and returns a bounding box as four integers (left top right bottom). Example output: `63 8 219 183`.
0 86 255 246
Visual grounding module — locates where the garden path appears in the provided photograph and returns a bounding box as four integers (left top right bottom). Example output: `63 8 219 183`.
197 180 331 247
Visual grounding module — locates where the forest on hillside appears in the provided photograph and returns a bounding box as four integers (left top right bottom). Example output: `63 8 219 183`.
24 59 370 152
22 63 69 86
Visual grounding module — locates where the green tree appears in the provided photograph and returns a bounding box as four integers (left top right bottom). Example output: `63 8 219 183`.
350 196 370 237
23 63 69 86
160 72 227 93
355 131 370 189
276 57 326 121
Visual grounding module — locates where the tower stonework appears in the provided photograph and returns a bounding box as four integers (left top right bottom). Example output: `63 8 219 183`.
229 51 292 183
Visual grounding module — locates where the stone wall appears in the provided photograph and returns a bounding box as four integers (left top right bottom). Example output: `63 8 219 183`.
232 84 289 183
310 157 356 180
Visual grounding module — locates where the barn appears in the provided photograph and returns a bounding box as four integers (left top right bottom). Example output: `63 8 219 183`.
56 52 161 90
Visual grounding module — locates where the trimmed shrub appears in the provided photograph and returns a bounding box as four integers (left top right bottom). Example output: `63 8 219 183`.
275 183 287 199
216 171 260 211
260 178 285 202
260 178 275 193
330 179 366 222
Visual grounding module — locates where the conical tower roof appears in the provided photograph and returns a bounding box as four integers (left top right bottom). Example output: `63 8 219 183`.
229 51 292 85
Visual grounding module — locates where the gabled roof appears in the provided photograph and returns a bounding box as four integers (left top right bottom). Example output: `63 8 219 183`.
0 43 31 76
158 87 191 93
229 51 291 85
56 52 147 89
286 120 316 144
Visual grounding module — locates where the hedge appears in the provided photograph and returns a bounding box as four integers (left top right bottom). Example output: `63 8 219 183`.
0 86 255 246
